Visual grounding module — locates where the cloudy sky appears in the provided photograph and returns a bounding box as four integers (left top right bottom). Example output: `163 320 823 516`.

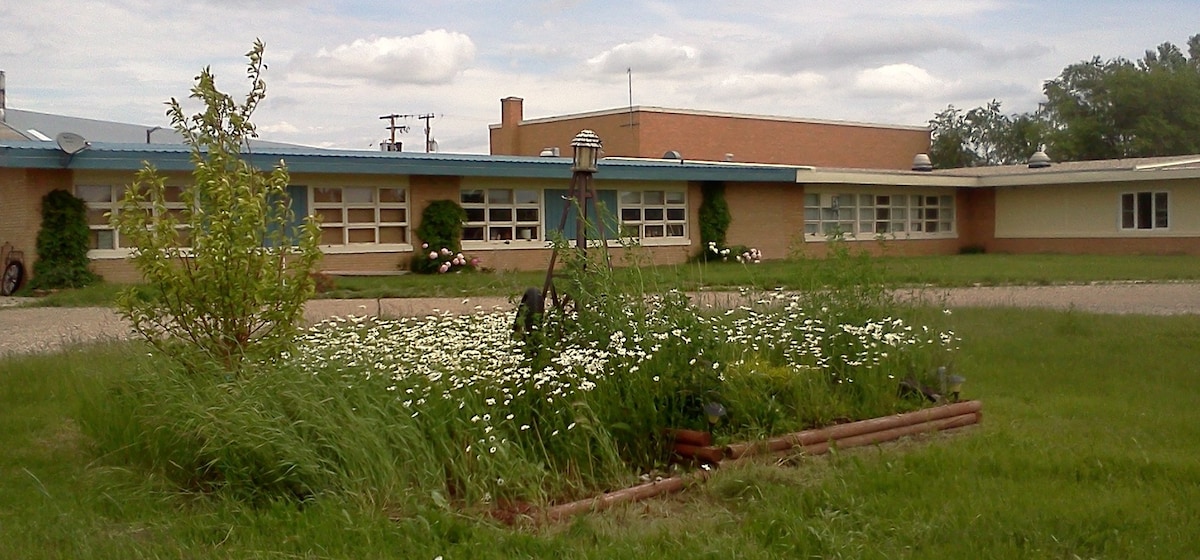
2 1 1196 153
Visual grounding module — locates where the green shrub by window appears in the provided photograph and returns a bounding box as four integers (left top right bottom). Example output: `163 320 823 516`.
697 181 732 261
29 189 99 290
411 199 468 274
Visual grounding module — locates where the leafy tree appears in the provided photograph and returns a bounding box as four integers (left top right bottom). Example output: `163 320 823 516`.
1043 34 1200 160
931 33 1200 166
30 189 99 290
113 40 321 374
928 101 1045 169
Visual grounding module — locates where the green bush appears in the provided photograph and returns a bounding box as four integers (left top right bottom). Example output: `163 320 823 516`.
697 182 732 261
29 189 98 290
412 200 470 274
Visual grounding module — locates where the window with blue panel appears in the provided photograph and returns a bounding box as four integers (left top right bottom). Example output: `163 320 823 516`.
543 189 619 243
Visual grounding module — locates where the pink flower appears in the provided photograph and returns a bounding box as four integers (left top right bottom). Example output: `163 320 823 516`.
438 262 451 273
421 243 429 249
440 248 452 256
429 251 438 260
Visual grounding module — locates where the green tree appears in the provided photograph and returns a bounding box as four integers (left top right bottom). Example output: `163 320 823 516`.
113 40 321 373
928 101 1046 169
931 33 1200 166
1041 34 1200 160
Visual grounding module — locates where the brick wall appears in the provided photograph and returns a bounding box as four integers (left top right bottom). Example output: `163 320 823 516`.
957 188 996 251
0 168 74 282
724 182 806 260
638 112 929 170
491 104 930 170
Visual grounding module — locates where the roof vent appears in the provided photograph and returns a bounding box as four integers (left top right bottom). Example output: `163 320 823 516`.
538 146 560 157
724 153 735 161
1028 150 1052 169
663 150 683 160
912 153 933 172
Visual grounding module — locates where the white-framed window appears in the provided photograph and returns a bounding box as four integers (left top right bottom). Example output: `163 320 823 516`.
312 186 408 245
1120 191 1169 230
804 191 955 239
76 184 188 251
461 187 541 242
618 189 687 240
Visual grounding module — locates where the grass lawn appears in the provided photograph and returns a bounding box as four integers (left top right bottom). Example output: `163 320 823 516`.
20 253 1200 307
2 306 1197 558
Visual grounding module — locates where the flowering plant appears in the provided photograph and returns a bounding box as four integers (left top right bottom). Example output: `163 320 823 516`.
707 241 762 264
422 243 479 274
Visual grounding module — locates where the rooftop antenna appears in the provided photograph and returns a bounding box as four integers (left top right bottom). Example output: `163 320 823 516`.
626 67 637 154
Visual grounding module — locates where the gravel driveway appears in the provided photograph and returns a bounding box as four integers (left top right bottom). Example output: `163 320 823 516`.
2 282 1198 357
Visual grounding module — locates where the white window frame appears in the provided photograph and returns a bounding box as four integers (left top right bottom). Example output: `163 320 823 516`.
1119 191 1169 231
76 184 188 258
312 186 409 252
618 188 689 246
803 190 956 241
460 187 542 247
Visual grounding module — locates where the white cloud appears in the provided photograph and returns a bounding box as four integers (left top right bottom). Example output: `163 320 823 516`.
587 35 698 74
706 72 828 101
257 121 301 135
290 30 476 85
853 64 943 97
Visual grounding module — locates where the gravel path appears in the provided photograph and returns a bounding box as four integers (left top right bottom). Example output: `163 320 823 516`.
2 282 1198 357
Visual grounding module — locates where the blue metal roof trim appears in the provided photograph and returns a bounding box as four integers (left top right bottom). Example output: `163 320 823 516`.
0 141 798 183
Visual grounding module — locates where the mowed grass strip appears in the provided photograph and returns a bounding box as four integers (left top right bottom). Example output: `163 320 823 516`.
1 308 1198 558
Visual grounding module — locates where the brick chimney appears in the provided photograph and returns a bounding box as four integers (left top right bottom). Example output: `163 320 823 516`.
490 97 525 155
501 96 524 127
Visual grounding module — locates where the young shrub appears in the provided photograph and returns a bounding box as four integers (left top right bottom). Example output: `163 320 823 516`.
412 200 471 274
112 40 321 374
29 189 99 290
697 181 732 261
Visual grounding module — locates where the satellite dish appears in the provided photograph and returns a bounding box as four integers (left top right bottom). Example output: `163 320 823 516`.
662 150 683 159
55 132 90 155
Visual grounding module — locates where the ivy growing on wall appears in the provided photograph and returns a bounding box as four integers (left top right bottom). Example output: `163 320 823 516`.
30 189 99 290
697 181 732 261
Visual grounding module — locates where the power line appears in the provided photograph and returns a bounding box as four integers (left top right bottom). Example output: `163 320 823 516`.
377 113 437 152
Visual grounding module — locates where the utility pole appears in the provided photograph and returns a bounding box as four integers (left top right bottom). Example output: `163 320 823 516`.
379 113 410 151
416 113 436 152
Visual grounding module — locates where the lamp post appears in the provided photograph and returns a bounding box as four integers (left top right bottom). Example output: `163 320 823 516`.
145 126 164 144
569 129 603 250
540 130 605 305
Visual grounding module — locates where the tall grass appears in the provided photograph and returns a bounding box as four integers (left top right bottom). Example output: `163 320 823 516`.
69 239 954 511
4 309 1199 557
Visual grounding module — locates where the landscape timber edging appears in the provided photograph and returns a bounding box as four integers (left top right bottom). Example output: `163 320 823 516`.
540 400 983 523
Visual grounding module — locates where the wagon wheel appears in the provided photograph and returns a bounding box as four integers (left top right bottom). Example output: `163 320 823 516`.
1 261 24 296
